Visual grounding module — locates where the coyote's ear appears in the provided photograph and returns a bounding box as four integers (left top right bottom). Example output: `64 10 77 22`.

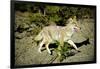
67 17 73 24
73 16 77 20
72 16 78 24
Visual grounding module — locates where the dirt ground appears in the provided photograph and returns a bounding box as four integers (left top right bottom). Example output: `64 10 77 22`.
15 19 96 66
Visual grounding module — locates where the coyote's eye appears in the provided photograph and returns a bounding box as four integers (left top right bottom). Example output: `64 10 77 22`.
73 27 78 32
74 27 77 29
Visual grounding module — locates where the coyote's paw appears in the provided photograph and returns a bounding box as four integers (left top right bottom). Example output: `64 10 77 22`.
48 51 51 55
38 49 42 53
76 49 81 52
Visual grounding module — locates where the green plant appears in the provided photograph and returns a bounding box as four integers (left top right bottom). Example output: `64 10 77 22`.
54 41 71 62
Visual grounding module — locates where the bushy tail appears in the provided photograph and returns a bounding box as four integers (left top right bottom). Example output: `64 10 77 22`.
34 31 43 41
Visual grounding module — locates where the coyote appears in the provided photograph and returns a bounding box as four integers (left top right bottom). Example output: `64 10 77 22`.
34 16 81 54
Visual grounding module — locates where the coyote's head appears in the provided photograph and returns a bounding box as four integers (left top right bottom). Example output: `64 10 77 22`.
72 23 81 32
67 16 81 32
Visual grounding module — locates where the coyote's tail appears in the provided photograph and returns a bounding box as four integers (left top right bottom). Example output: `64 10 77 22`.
34 31 43 41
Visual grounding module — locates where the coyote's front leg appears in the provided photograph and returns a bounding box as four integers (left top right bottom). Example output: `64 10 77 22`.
67 40 79 51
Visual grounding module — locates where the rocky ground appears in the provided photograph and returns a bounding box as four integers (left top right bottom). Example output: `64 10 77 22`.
15 19 95 66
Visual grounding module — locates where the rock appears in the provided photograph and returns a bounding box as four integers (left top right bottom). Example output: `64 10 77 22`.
15 31 26 39
71 32 87 43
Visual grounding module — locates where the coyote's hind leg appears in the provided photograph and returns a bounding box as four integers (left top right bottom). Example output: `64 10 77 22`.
38 41 44 53
45 43 51 54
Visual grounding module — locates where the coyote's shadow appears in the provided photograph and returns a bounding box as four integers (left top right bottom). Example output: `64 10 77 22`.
75 38 90 48
49 38 90 49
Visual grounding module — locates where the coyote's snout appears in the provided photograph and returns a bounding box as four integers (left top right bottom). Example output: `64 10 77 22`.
34 16 80 54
